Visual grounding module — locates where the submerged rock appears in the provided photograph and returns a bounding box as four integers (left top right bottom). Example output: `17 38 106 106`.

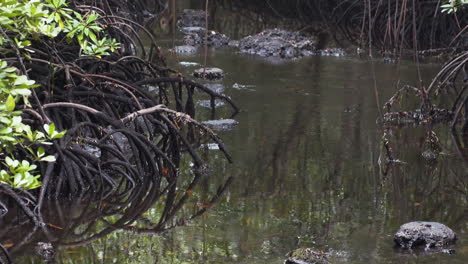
232 83 256 90
394 221 457 249
204 83 225 93
179 61 200 67
177 9 206 28
180 26 205 34
239 29 317 58
201 119 239 131
197 99 225 108
173 45 197 54
317 48 346 57
193 67 224 80
285 248 330 264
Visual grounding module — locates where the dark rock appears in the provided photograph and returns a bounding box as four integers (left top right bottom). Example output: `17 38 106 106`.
106 127 130 153
204 83 225 93
239 29 317 58
173 45 197 54
82 143 101 158
201 119 239 131
177 9 206 28
285 248 330 264
394 221 457 249
197 99 225 108
193 67 224 80
183 29 230 47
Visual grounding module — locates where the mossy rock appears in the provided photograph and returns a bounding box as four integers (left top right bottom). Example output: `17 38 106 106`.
285 248 330 264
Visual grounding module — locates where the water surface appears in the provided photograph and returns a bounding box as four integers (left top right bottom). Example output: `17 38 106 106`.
16 3 468 263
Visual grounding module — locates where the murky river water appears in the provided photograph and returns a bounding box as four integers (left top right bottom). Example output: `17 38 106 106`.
15 2 467 264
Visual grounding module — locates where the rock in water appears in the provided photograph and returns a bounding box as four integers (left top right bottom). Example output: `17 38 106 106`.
173 45 197 54
394 221 456 249
204 83 225 93
239 29 316 58
285 248 330 264
197 99 225 108
201 119 238 131
183 29 230 47
180 26 205 34
193 67 224 80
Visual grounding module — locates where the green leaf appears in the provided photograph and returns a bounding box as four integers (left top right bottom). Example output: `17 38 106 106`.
88 30 97 44
5 95 15 111
40 155 56 162
37 146 45 157
11 88 32 96
0 127 13 134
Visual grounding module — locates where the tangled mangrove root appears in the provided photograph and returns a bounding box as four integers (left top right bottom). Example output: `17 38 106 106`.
427 52 468 133
380 50 467 128
215 0 467 53
0 175 234 261
0 1 239 252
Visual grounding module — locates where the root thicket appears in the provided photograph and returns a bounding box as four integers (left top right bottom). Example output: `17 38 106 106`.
0 1 238 255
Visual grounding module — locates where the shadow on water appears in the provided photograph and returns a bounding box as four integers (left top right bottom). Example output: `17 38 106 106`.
0 170 234 263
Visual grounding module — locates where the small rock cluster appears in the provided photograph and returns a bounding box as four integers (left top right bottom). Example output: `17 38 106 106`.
175 10 348 59
183 29 230 47
238 29 317 58
173 45 197 54
177 9 230 47
193 67 224 80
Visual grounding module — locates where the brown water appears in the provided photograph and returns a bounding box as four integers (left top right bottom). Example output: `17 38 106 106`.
14 2 468 264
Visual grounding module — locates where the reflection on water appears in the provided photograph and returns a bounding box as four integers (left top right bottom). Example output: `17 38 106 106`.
15 50 464 263
16 52 468 264
11 2 468 264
